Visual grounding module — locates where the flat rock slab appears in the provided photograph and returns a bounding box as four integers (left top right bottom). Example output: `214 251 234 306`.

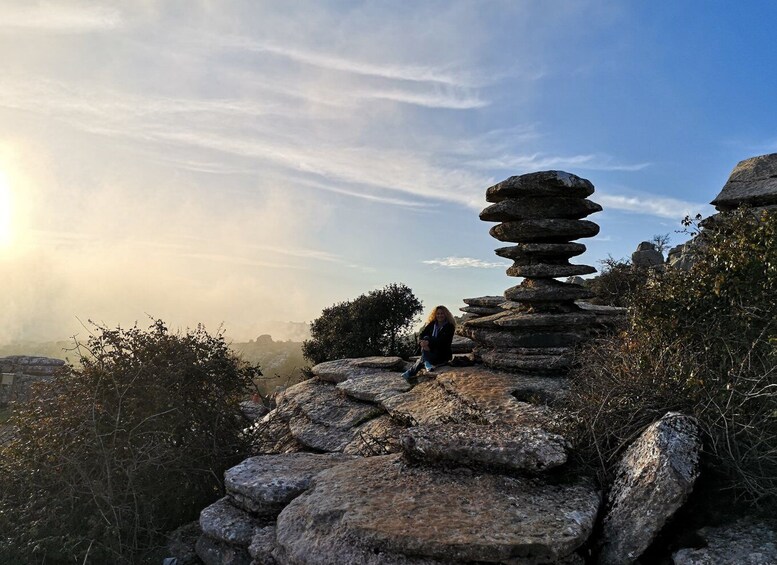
279 378 384 451
195 535 251 565
672 518 777 565
382 366 566 433
224 452 354 516
460 305 504 315
336 371 412 403
450 334 475 353
462 295 505 307
504 279 594 302
479 349 573 374
486 171 595 201
490 219 600 243
480 197 602 221
460 325 585 349
598 412 701 565
494 311 596 329
506 263 596 278
711 153 777 210
275 454 600 564
496 242 587 260
434 367 568 425
343 414 407 456
401 422 568 473
311 356 406 383
199 496 263 547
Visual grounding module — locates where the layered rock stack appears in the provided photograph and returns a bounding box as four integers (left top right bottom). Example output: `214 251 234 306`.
461 171 602 374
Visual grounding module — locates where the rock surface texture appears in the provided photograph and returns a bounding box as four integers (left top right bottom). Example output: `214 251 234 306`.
672 518 777 565
461 171 601 374
196 362 597 564
597 412 702 564
711 152 777 210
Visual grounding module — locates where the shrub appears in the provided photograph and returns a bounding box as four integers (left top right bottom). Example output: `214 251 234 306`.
0 320 261 564
303 283 423 365
568 209 777 503
585 256 650 307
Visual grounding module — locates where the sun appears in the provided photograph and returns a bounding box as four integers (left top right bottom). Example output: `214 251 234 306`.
0 170 13 248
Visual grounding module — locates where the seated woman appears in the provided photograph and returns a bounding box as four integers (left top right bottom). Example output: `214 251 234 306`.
402 305 456 381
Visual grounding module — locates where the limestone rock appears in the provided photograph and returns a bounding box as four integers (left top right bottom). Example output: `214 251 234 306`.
460 305 503 315
478 349 572 374
401 422 568 472
199 496 262 547
462 295 505 307
631 242 664 267
165 521 202 565
490 219 600 243
495 242 587 260
311 356 405 383
224 452 353 516
504 279 594 302
486 171 595 201
381 379 482 426
450 334 475 353
460 326 585 349
343 414 407 456
672 518 777 565
239 400 269 422
506 262 597 278
195 535 251 565
336 371 412 403
248 526 280 565
711 153 777 210
598 412 701 565
480 197 602 221
494 311 596 329
275 454 600 564
279 378 383 451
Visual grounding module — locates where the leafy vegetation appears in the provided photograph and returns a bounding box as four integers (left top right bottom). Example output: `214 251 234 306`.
303 283 423 365
0 320 261 564
568 209 777 503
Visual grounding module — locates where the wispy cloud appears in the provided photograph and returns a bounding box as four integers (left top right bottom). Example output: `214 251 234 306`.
0 3 122 32
212 36 479 87
597 192 712 219
423 257 509 269
467 152 650 172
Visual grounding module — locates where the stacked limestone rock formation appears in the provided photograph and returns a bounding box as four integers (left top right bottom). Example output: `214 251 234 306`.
0 355 66 406
460 171 602 374
188 358 600 564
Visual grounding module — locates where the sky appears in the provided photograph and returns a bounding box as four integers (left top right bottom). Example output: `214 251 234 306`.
1 0 776 343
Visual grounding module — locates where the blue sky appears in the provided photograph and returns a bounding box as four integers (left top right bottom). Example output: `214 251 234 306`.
0 1 775 342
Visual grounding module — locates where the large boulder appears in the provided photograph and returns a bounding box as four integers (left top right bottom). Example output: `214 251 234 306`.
711 153 777 211
199 496 263 547
598 412 701 564
672 518 777 565
275 454 600 564
631 241 664 268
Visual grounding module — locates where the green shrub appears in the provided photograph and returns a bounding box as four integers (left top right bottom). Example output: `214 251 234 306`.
303 283 423 365
0 320 260 564
568 209 777 502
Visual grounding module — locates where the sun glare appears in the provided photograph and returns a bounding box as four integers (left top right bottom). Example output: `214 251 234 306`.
0 170 13 248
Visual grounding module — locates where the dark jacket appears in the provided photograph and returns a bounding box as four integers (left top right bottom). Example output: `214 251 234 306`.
420 321 454 364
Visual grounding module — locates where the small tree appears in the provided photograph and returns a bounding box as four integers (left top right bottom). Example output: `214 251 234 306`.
303 283 423 365
0 319 260 564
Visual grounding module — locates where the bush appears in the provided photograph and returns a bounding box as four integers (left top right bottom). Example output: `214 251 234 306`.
0 320 261 564
568 209 777 503
585 256 650 307
303 283 423 365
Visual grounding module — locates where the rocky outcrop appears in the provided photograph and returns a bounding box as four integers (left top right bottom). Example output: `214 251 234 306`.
631 241 663 268
672 518 777 564
598 412 702 564
461 171 601 374
711 153 777 211
197 359 596 564
275 454 599 564
0 355 66 406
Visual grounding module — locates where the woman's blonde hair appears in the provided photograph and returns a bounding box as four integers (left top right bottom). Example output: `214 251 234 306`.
426 305 456 327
